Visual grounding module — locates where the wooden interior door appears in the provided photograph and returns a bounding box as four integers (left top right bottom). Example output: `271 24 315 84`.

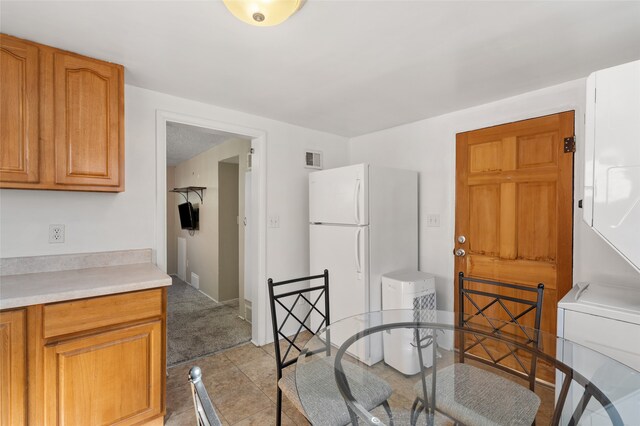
53 51 123 188
454 112 575 382
0 35 39 183
0 309 27 426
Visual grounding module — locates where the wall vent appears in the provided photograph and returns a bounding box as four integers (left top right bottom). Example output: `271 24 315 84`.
190 272 200 289
305 150 322 169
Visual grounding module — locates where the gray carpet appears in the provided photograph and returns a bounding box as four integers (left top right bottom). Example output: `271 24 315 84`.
167 276 252 366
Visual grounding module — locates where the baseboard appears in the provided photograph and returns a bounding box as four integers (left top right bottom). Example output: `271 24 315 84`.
197 289 219 304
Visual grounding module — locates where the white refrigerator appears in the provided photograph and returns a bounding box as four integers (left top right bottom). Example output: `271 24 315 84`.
309 163 418 365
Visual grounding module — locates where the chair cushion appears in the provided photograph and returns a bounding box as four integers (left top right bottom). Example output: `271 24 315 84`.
414 363 541 426
279 356 392 426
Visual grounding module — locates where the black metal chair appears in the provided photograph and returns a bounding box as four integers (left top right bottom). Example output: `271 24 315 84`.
188 366 223 426
411 272 545 425
268 269 393 426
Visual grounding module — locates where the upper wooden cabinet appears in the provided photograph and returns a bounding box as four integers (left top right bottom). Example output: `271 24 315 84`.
0 37 39 184
53 52 122 187
0 34 124 192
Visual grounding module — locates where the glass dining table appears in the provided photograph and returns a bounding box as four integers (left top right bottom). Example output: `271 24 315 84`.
294 310 640 426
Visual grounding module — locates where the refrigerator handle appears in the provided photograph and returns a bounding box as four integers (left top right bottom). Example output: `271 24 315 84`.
354 179 361 224
355 228 362 274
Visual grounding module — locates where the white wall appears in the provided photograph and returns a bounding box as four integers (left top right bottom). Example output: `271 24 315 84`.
0 112 158 258
133 86 350 344
349 78 640 312
0 84 349 343
0 86 349 263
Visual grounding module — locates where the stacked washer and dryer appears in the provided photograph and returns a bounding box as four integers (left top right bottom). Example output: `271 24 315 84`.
555 59 640 423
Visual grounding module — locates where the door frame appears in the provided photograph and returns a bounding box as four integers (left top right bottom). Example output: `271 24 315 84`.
155 110 268 345
218 154 242 311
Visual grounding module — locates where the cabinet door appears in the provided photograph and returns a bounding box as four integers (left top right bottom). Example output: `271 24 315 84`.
44 321 163 425
53 52 123 189
0 309 27 426
0 35 39 183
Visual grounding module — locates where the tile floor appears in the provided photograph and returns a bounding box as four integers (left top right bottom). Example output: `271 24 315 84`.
165 340 310 426
165 337 555 426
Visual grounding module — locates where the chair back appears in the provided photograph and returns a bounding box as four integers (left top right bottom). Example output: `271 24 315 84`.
267 269 330 381
457 272 544 390
188 366 222 426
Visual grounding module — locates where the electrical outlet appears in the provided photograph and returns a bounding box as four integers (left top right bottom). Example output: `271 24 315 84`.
268 215 280 228
426 214 440 227
49 224 65 243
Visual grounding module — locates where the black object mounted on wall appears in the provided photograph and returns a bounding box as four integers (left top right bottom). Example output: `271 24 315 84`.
178 202 199 230
170 186 206 233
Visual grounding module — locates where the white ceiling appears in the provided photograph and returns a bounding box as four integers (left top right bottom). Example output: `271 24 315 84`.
2 1 640 137
166 122 242 166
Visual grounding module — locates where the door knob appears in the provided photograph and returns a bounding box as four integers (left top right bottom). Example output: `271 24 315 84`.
454 248 466 257
457 235 466 244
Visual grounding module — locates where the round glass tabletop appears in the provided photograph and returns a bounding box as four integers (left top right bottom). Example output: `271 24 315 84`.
294 310 640 425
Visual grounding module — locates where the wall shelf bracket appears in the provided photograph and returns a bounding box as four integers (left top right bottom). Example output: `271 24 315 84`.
169 186 206 204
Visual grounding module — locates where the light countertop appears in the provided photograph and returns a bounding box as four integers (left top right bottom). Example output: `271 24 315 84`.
0 262 171 310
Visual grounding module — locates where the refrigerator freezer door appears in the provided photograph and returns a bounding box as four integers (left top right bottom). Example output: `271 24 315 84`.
309 164 368 225
310 224 370 360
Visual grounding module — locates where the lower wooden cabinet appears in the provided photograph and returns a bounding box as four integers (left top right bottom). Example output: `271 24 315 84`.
0 309 27 426
44 321 163 425
0 288 166 426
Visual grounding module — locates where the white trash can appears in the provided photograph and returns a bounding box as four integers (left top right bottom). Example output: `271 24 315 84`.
382 270 436 375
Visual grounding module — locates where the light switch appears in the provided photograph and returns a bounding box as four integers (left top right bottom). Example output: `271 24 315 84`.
426 214 440 227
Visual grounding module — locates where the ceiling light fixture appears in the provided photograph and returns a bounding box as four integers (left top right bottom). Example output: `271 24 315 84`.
223 0 304 27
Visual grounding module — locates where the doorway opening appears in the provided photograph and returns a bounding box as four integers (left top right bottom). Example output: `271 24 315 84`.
165 121 255 366
218 154 253 322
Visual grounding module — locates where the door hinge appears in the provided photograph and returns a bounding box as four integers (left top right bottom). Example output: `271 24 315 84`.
564 136 576 153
